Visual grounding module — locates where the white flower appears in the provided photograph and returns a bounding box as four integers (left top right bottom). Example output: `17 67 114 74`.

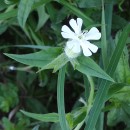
61 18 101 58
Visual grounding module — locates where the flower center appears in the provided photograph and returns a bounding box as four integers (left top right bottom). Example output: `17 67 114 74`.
78 35 83 39
78 30 88 40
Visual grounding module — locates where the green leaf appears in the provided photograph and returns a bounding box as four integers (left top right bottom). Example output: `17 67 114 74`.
46 2 58 23
56 0 94 27
28 25 43 45
66 107 86 129
107 83 127 100
39 53 69 72
57 66 70 130
66 113 74 129
112 14 128 30
77 0 102 8
4 47 62 67
72 107 86 128
0 1 7 11
101 0 107 68
0 0 51 21
115 47 130 84
17 0 35 28
35 4 49 31
107 107 130 127
84 24 130 130
21 110 59 122
2 117 15 130
0 45 52 50
77 0 117 8
105 2 113 39
0 83 18 112
0 24 8 35
0 9 17 20
76 56 114 82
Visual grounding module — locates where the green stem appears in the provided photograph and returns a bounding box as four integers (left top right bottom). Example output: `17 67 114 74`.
86 75 94 114
83 75 90 100
74 75 94 130
57 66 70 130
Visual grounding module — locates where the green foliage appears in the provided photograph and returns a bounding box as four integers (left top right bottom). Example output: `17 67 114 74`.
17 0 35 28
84 23 130 130
107 86 130 129
76 56 114 82
21 110 59 122
4 47 62 68
0 0 130 129
2 113 30 130
0 83 18 112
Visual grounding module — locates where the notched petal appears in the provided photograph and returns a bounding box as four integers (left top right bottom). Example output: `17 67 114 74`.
62 25 74 34
77 18 83 32
85 27 101 41
61 32 73 39
80 42 92 56
69 19 79 34
87 42 98 53
61 25 75 39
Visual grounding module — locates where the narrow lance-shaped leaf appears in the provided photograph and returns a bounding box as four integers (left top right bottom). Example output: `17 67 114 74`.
101 0 107 68
57 66 70 130
17 0 35 28
76 56 114 82
21 110 59 122
4 47 62 67
0 0 51 21
0 9 17 20
35 4 49 31
39 53 69 72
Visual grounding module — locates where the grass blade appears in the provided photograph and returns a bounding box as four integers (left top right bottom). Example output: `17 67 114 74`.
57 66 70 130
105 2 113 39
101 0 107 68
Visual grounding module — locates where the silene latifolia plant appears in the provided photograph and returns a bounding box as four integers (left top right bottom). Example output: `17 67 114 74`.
5 17 108 129
4 13 130 129
4 16 113 130
2 0 130 129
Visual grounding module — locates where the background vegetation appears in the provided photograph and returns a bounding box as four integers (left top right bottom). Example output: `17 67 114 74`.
0 0 130 130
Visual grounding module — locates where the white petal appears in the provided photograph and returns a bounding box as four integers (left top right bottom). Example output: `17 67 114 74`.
80 42 92 56
69 19 79 34
61 25 75 39
61 32 74 39
66 40 81 53
85 27 101 40
77 18 83 33
85 41 98 53
62 25 74 34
